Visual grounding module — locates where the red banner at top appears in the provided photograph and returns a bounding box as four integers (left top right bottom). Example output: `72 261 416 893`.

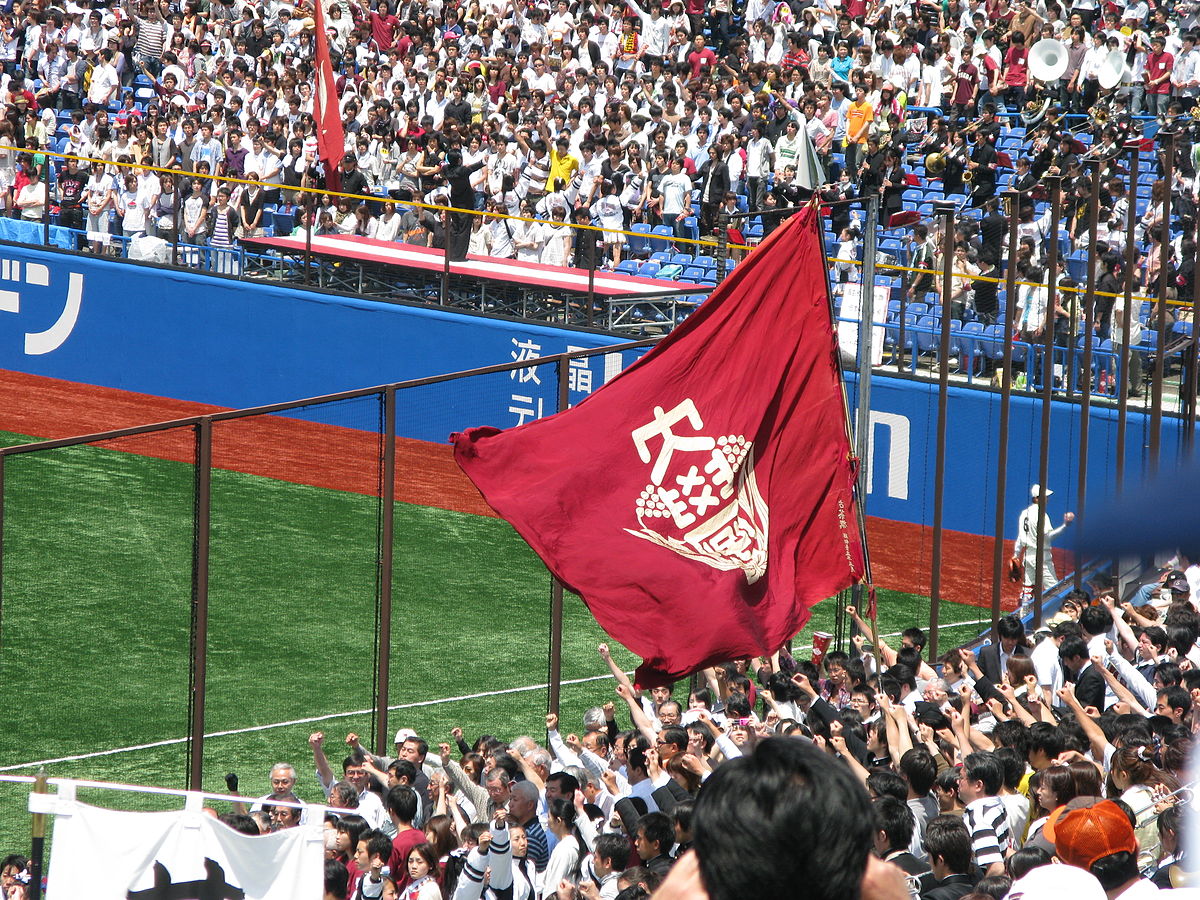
312 0 344 170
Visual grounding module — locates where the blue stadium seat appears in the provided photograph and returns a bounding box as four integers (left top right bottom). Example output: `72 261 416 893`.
627 222 651 256
638 260 661 278
649 225 674 252
616 260 640 275
915 315 941 356
272 210 295 236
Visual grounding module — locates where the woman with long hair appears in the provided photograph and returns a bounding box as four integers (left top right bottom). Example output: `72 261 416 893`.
540 798 584 899
1110 744 1180 865
423 814 459 884
1027 765 1075 842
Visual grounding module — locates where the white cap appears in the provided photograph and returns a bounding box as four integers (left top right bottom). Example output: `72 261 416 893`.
1031 484 1053 499
394 728 417 744
1007 865 1106 900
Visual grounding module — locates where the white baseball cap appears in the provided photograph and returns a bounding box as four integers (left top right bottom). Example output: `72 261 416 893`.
1031 484 1053 499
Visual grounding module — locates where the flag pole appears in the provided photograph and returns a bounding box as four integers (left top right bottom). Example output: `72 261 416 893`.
27 767 47 900
815 196 880 675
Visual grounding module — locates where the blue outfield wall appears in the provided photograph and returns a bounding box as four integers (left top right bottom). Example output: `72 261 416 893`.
849 373 1193 542
0 242 638 439
0 241 1193 542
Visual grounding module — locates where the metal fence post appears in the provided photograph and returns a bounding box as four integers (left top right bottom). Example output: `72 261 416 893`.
991 191 1021 640
27 769 47 900
440 209 451 306
928 200 956 661
304 189 313 286
1076 168 1101 590
172 180 180 268
188 418 213 791
1033 175 1062 628
42 174 49 248
374 388 396 755
1149 129 1175 473
1115 145 1140 493
547 357 571 718
0 452 4 654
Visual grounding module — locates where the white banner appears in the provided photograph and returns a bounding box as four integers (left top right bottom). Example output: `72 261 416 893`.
46 799 323 900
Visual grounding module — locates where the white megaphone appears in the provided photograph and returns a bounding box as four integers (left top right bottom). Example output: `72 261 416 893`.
1029 38 1069 82
1097 49 1128 89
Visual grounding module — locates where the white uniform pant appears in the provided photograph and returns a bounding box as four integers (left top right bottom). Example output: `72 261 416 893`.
1021 551 1058 601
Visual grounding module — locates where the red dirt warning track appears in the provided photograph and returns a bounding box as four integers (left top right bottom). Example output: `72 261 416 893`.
1 370 1060 611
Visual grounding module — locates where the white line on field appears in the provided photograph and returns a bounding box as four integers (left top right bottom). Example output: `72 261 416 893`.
2 621 993 773
0 672 620 772
877 618 993 639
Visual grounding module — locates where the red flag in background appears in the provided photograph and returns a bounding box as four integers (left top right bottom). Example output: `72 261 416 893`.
452 207 865 686
312 0 344 172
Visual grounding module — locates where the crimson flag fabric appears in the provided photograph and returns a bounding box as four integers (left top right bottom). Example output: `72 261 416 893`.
452 207 865 685
312 0 344 171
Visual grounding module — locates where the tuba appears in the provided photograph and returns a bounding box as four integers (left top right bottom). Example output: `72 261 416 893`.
1029 39 1069 82
926 151 947 175
1021 97 1052 128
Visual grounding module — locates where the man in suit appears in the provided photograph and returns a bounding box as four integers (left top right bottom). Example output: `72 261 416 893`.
977 614 1029 687
1059 636 1106 710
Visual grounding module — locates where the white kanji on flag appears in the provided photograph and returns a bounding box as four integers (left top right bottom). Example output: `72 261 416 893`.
627 399 768 583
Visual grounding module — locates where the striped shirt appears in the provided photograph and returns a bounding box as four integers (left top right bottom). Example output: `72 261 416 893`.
134 17 165 58
522 817 550 873
964 796 1012 870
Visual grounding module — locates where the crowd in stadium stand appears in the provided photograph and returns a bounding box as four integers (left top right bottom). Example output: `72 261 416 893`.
7 561 1200 899
0 0 1193 296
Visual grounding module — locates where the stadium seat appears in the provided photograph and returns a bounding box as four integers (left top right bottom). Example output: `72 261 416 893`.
915 315 941 356
650 250 672 263
616 260 639 276
649 225 673 252
272 211 295 236
955 321 985 374
637 260 661 278
627 223 651 256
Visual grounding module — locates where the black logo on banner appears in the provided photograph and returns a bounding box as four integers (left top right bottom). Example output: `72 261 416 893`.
126 858 245 900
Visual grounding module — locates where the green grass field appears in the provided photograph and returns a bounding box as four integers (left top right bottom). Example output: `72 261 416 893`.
0 429 988 854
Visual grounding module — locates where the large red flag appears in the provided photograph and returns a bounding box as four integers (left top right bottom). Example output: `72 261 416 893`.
312 0 344 171
452 206 865 685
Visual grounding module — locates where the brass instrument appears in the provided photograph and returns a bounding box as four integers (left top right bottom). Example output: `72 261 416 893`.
926 151 946 175
960 115 987 134
1021 97 1051 128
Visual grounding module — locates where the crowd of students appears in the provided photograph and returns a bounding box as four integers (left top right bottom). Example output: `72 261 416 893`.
6 562 1197 899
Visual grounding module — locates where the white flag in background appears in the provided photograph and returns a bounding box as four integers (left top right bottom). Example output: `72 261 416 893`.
45 799 323 900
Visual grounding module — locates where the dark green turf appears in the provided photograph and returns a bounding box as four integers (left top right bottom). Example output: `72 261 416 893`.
0 430 987 853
